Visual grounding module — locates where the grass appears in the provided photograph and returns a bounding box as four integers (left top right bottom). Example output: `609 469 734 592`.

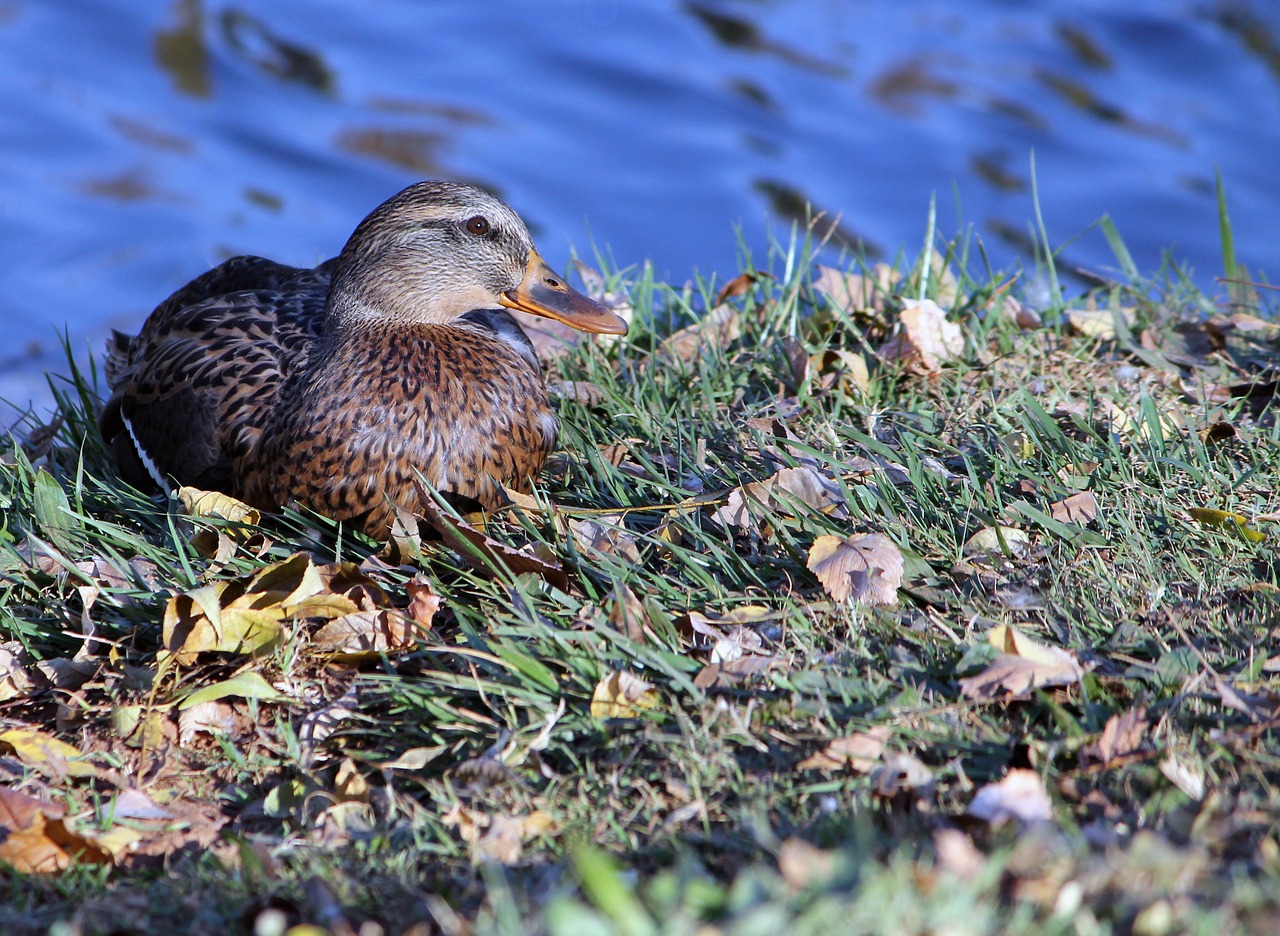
2 215 1280 936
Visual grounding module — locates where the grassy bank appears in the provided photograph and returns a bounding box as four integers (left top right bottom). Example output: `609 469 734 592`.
2 224 1279 936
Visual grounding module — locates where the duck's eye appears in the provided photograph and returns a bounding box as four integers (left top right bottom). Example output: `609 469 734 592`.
465 215 491 236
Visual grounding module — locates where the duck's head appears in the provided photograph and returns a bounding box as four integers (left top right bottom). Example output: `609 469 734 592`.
327 180 628 336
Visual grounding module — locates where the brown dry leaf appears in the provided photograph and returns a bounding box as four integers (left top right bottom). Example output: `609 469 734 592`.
0 727 98 779
715 270 771 306
656 304 741 366
441 802 488 845
590 670 658 719
879 298 964 373
0 642 39 703
809 348 871 397
405 575 441 628
713 466 848 530
1081 706 1148 767
570 516 641 564
472 810 555 865
777 837 839 890
0 787 110 872
806 533 903 606
813 263 900 315
797 726 891 772
607 583 649 643
967 768 1052 824
692 654 784 690
548 381 607 407
311 609 416 660
958 625 1084 700
415 483 570 591
1050 491 1100 525
178 700 239 746
933 828 987 880
1198 420 1237 444
870 752 935 801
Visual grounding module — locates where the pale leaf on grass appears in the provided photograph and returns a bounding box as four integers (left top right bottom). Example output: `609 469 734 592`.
962 526 1031 560
1159 753 1206 800
959 626 1084 700
967 768 1052 825
933 829 987 881
713 466 848 531
472 810 555 865
415 483 570 591
590 670 658 719
813 263 900 315
879 298 964 373
1081 706 1147 767
797 725 891 772
311 609 416 660
178 700 238 746
656 304 741 366
870 752 935 801
1187 507 1266 543
570 516 641 564
777 837 839 890
693 654 785 690
1050 491 1100 525
1066 304 1135 340
806 533 903 606
405 574 441 628
0 642 38 703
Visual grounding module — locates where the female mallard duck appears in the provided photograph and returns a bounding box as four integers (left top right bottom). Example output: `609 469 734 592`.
99 181 628 537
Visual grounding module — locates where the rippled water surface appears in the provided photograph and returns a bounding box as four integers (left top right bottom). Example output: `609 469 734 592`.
3 0 1278 416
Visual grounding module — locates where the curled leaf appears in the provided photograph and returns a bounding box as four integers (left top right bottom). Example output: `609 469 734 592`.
806 533 903 606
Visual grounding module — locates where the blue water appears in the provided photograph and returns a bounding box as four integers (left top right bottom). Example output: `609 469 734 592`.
2 0 1278 419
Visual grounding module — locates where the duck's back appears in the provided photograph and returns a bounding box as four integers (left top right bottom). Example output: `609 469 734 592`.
99 256 333 494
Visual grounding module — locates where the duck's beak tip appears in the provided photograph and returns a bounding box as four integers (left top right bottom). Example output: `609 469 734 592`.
500 251 629 335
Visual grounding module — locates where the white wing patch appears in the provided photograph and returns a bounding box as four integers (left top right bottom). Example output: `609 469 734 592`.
124 414 172 491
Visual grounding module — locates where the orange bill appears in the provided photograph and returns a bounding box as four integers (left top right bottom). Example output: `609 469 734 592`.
500 250 629 335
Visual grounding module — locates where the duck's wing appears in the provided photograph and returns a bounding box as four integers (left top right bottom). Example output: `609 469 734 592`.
100 256 332 493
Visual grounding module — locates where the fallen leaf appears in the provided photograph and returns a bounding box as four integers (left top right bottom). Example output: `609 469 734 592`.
548 381 607 407
713 466 848 531
962 526 1031 560
1049 491 1100 525
797 726 891 771
777 837 838 890
1066 304 1134 340
570 516 641 564
311 609 416 659
656 304 741 366
879 298 964 373
590 670 658 719
933 828 987 880
967 769 1052 824
0 643 38 703
806 533 903 606
0 727 98 779
812 263 900 315
178 700 239 746
472 810 555 865
0 787 110 873
958 626 1084 700
1187 507 1266 543
405 575 441 628
693 655 784 690
176 486 260 525
870 752 935 801
1081 706 1147 766
1159 753 1205 800
415 484 570 590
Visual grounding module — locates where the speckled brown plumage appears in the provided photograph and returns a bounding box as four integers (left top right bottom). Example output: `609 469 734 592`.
99 181 627 538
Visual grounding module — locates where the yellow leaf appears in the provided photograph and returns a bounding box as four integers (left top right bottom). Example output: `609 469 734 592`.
1188 507 1266 542
0 727 97 778
590 670 658 719
177 487 260 525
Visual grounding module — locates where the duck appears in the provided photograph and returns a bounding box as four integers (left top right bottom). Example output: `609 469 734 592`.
98 180 628 538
